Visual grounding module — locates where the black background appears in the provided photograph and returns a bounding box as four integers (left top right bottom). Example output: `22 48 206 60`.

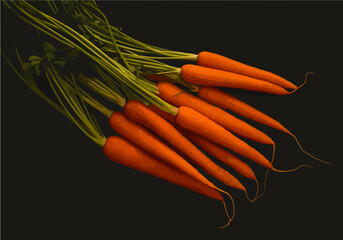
2 1 343 239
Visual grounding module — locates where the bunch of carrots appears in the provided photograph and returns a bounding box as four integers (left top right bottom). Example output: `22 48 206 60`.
2 0 329 228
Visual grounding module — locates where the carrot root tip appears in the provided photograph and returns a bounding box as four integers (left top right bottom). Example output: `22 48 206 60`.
289 132 330 164
271 164 313 173
217 188 235 229
288 71 314 94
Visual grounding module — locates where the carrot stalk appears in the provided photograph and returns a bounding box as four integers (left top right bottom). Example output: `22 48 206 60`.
181 64 291 95
157 81 274 145
124 100 246 191
197 51 297 90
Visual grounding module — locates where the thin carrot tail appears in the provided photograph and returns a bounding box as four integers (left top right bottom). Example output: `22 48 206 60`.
243 176 262 204
265 141 315 177
217 188 235 229
252 177 265 202
289 131 330 164
287 71 313 94
263 143 276 190
271 164 313 173
244 189 255 204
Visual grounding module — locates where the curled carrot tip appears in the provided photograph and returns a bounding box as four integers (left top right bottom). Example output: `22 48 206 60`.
287 71 314 94
244 189 255 204
289 131 330 165
271 164 313 173
264 143 276 190
218 189 235 229
251 177 266 203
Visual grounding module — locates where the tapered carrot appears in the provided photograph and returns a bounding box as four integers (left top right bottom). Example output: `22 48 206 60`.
181 64 290 95
175 106 272 168
149 103 176 124
103 136 223 200
157 81 274 145
197 51 297 90
149 103 254 179
182 130 255 180
180 129 262 202
149 103 261 201
198 86 329 164
109 111 216 190
198 86 290 133
124 100 246 191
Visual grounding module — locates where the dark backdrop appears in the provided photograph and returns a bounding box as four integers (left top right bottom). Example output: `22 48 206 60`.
2 1 342 239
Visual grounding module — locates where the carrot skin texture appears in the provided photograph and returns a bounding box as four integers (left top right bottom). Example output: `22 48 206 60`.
198 86 291 134
149 103 176 124
175 106 272 168
181 130 255 179
197 51 297 90
103 136 223 201
109 111 216 190
149 104 255 179
157 82 274 145
181 64 290 95
124 100 246 190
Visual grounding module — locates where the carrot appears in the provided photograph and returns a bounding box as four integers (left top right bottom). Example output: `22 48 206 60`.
124 100 246 191
175 106 272 168
181 64 290 95
182 130 255 180
198 86 290 134
149 103 254 179
198 86 329 165
197 51 297 90
109 111 216 191
103 136 223 201
157 81 274 145
149 103 261 202
180 129 263 202
151 99 272 169
149 103 176 124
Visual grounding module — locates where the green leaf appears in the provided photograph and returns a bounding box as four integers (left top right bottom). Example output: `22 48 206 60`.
43 42 56 52
54 60 66 67
34 63 41 75
46 52 54 62
28 55 42 63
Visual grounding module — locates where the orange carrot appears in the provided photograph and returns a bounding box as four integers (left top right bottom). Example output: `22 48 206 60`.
180 129 262 202
198 86 329 165
181 130 255 180
175 106 272 168
109 111 216 190
157 81 274 145
181 64 290 95
103 136 223 200
149 103 176 124
197 51 297 90
149 103 255 179
124 100 246 190
198 86 290 134
150 102 271 170
149 103 262 201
